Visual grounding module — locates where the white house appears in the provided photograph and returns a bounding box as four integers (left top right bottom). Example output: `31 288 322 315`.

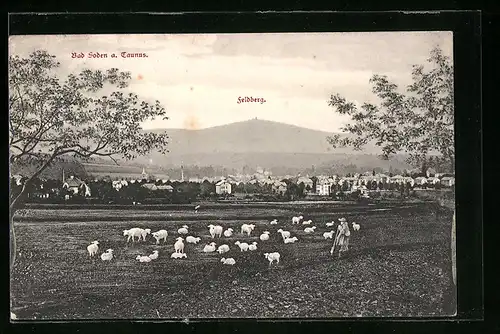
440 176 455 187
296 176 314 189
215 180 232 195
414 177 428 185
63 176 91 196
272 181 287 195
156 185 174 192
316 178 332 196
427 177 441 185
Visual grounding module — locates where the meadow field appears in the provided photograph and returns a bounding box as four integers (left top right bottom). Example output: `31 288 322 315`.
10 202 456 319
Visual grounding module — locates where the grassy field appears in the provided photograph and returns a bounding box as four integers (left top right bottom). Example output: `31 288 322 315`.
10 202 455 319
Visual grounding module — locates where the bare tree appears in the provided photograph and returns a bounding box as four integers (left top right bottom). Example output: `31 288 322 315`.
9 50 169 270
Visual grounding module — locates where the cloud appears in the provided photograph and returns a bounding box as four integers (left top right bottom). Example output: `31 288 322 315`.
9 32 452 132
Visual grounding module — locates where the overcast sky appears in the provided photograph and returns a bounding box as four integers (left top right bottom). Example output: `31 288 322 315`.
9 32 453 132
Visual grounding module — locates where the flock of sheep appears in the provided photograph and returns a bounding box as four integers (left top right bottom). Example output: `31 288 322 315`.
86 215 361 267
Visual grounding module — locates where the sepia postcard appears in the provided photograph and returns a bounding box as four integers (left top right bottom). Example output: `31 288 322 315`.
9 32 456 320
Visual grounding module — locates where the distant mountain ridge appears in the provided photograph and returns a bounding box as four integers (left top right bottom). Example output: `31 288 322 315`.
143 118 381 156
11 119 413 179
129 119 411 172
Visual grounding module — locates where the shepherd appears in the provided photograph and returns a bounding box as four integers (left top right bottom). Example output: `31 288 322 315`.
330 217 351 258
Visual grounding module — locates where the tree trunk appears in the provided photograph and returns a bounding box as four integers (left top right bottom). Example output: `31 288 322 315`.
10 181 30 272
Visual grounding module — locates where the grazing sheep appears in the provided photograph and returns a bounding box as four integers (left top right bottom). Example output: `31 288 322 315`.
100 249 113 261
123 228 143 242
223 228 234 237
302 220 313 225
352 222 360 231
326 221 335 227
217 244 230 254
208 224 223 238
203 242 217 253
304 226 317 233
270 219 278 224
174 237 185 253
292 216 303 224
148 250 159 260
323 231 335 239
171 252 187 259
264 252 280 266
178 225 189 235
235 241 249 252
220 257 236 265
248 242 258 251
186 236 201 244
240 223 256 236
136 255 152 262
152 230 168 244
284 236 298 244
141 228 151 241
87 241 99 257
277 229 291 242
259 231 270 241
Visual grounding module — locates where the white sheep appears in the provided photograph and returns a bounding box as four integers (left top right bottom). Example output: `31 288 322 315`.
186 236 201 244
302 220 313 225
208 224 223 238
277 229 291 242
171 252 187 259
141 228 151 241
259 231 270 241
270 219 278 224
223 228 234 237
174 237 185 253
87 241 99 257
178 225 189 235
220 257 236 265
10 312 17 320
217 244 230 254
203 242 217 253
323 231 335 239
304 226 317 233
352 222 361 231
100 249 113 261
148 250 159 260
292 216 303 224
235 241 249 252
152 230 168 244
248 242 258 251
326 221 335 227
136 255 152 262
123 228 143 242
264 252 280 266
240 223 256 236
284 236 298 244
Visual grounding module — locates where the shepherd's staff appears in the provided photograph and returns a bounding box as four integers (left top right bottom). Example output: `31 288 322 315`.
330 227 342 255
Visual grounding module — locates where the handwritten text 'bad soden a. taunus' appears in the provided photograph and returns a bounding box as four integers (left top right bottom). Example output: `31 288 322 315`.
72 52 148 59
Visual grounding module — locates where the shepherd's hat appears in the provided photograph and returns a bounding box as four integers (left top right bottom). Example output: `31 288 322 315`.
338 217 347 222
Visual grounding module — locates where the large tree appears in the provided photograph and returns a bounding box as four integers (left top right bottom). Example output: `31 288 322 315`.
327 47 454 173
327 46 455 285
9 50 169 269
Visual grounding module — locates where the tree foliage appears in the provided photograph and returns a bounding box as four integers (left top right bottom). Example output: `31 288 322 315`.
9 50 170 270
9 50 169 210
327 47 454 172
